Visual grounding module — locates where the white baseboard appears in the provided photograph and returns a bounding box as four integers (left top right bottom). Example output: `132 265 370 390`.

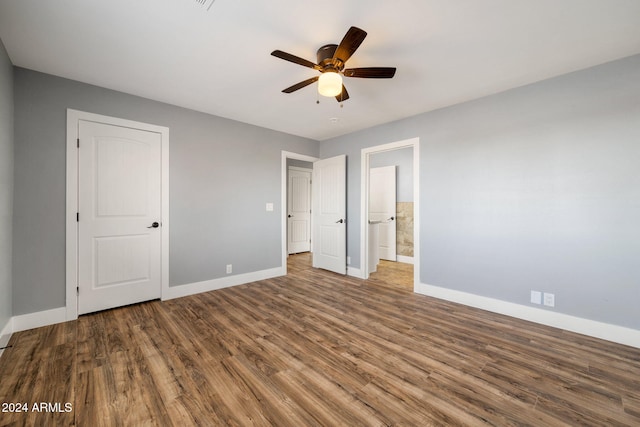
0 318 13 359
6 268 286 334
416 282 640 349
12 307 67 333
347 266 365 279
397 255 414 264
163 266 285 300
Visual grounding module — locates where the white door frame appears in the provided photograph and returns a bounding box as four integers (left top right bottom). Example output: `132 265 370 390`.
281 151 318 274
360 137 419 287
65 109 170 320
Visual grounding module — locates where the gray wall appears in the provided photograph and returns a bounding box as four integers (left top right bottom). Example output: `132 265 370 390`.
0 39 13 329
370 147 413 202
13 68 318 316
287 158 313 169
320 54 640 330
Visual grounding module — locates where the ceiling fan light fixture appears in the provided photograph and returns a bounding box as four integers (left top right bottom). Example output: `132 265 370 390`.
272 26 394 102
318 71 342 97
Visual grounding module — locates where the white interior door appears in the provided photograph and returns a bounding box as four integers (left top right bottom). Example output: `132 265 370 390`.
370 166 397 261
312 155 346 274
78 120 162 315
288 167 312 254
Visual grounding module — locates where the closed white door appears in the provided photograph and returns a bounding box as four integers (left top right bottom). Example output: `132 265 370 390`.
312 155 346 274
287 167 312 254
370 166 397 261
78 120 162 315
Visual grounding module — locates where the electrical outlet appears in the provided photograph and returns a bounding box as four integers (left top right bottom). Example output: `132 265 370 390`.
265 202 274 211
530 290 542 305
543 292 555 307
226 264 232 274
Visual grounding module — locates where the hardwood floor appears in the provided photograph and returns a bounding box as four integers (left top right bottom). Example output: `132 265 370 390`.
1 253 639 426
368 259 413 290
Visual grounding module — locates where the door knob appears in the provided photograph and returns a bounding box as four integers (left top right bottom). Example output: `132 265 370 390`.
147 222 159 229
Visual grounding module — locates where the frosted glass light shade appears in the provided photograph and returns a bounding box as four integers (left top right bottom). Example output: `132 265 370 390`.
318 72 343 97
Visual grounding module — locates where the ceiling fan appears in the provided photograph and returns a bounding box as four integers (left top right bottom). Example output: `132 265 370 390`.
271 26 396 102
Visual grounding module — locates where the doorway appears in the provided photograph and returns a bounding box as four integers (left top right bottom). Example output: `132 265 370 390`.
287 164 312 254
360 138 419 289
281 151 318 275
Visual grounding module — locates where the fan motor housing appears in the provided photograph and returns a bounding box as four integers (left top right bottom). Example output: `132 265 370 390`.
317 44 343 71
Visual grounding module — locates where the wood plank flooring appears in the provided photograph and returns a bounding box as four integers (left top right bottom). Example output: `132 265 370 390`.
368 259 413 290
1 253 639 426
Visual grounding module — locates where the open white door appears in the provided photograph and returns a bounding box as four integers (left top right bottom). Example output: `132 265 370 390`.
78 120 162 315
312 155 346 274
370 166 397 261
287 167 312 254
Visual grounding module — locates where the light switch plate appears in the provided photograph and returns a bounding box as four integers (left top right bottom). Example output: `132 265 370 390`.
266 203 274 211
530 290 542 304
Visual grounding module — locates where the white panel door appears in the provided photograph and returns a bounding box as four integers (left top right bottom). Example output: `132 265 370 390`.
370 166 397 261
312 155 346 274
78 120 162 315
287 167 312 254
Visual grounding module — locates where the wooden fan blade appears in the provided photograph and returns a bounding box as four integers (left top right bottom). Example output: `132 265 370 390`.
282 76 320 93
335 85 350 102
271 50 321 71
343 67 396 78
333 26 367 63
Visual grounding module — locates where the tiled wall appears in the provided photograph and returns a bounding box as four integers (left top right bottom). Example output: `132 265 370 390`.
396 202 413 257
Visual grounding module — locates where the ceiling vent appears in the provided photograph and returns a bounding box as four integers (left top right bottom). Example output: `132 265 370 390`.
194 0 215 10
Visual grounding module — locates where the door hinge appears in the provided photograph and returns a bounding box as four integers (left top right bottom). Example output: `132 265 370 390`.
76 212 79 222
76 286 79 295
77 138 80 148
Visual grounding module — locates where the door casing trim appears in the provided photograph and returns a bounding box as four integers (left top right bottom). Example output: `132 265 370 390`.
65 109 170 320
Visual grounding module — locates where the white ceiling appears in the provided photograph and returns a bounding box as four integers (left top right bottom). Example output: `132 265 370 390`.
1 0 640 141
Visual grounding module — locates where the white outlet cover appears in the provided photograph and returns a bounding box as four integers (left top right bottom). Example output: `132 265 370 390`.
543 292 555 307
530 290 542 304
266 202 274 211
